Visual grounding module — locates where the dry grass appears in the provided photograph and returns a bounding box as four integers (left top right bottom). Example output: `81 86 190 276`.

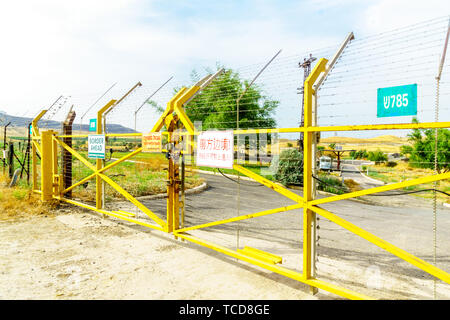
366 161 450 204
0 174 50 221
271 135 411 153
319 135 411 153
343 178 362 192
135 157 167 171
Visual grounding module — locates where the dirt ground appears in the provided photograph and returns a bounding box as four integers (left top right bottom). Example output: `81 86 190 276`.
0 206 329 300
1 204 449 300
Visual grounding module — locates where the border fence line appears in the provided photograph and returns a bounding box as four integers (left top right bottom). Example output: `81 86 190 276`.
24 16 450 299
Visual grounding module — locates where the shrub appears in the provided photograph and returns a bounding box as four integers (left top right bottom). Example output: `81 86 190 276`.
351 149 369 159
274 149 303 185
386 161 398 167
368 150 387 164
316 174 348 195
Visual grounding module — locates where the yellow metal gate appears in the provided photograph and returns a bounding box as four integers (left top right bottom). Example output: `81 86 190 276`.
31 57 450 300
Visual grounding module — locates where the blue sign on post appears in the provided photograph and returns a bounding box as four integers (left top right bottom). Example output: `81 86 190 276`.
89 119 97 132
377 84 417 118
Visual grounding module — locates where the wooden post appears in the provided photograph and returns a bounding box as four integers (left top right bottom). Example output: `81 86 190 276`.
62 108 76 198
8 142 14 178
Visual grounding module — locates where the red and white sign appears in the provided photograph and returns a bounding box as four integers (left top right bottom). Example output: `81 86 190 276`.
196 130 234 169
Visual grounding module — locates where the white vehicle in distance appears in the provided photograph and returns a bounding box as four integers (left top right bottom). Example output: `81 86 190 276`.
319 156 332 172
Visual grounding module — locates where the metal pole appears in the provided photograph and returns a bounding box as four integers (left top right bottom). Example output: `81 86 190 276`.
235 49 282 251
26 123 31 183
80 82 117 132
135 77 173 116
432 17 449 299
309 32 355 292
100 82 141 211
134 76 173 142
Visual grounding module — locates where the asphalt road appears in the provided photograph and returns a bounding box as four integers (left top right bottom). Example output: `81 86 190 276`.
341 162 382 189
112 171 450 299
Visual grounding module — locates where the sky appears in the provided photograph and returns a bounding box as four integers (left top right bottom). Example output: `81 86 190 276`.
0 0 449 136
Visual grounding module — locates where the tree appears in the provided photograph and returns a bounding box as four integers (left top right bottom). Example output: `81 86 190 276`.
149 66 278 130
350 149 368 160
368 150 387 164
401 118 450 173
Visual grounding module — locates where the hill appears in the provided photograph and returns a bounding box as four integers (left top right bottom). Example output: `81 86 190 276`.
0 111 136 136
319 135 410 153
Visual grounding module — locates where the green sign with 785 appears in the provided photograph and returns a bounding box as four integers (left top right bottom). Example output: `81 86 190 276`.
377 84 417 118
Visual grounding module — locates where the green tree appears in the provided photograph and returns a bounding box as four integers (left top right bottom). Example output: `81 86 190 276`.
368 150 387 164
401 118 450 173
149 66 278 130
351 149 368 159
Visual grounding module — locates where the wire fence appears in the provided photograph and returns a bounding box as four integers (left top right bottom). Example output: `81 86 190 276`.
25 15 450 299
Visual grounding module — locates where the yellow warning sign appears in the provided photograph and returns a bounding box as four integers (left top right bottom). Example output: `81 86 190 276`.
142 132 162 153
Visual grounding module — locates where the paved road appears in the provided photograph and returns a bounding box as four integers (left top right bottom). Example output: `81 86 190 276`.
341 162 382 189
111 172 450 299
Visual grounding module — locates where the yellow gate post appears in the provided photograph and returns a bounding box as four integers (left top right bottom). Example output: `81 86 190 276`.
31 110 47 192
40 130 55 201
303 58 328 294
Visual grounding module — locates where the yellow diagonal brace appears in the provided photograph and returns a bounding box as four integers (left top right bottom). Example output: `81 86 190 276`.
309 205 450 284
62 147 143 194
32 140 42 155
311 171 450 206
176 203 303 233
59 197 164 232
98 174 166 228
233 164 303 203
151 88 187 133
54 138 166 228
172 85 201 134
174 104 195 134
55 137 96 171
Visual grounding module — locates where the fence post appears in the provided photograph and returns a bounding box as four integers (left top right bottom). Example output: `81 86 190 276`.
96 100 117 211
40 130 54 201
303 58 328 294
62 109 76 198
8 142 14 178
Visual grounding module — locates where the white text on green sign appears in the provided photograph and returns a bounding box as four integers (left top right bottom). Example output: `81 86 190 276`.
377 84 417 118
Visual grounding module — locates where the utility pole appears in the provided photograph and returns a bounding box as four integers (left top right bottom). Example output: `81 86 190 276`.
298 54 316 152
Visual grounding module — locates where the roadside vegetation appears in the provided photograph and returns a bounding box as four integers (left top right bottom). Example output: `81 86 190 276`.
70 152 204 202
363 161 450 204
0 173 49 220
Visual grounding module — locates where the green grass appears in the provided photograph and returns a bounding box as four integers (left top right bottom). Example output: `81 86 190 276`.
316 173 348 195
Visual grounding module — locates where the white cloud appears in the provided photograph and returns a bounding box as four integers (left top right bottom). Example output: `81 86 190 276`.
358 0 449 34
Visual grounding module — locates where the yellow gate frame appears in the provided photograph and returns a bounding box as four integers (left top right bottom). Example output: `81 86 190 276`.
31 59 450 300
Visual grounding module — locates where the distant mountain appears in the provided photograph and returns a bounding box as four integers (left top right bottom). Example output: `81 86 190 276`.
0 112 136 135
